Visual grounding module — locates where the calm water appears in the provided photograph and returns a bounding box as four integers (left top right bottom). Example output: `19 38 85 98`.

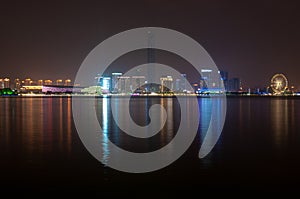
1 96 300 193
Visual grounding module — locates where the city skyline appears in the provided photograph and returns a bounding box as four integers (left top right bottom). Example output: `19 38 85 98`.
0 1 299 89
0 70 296 95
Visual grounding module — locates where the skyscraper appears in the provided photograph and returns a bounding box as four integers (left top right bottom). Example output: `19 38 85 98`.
219 71 228 90
38 80 44 86
4 78 10 88
56 79 63 86
99 77 111 94
175 74 187 92
146 31 155 92
131 76 146 92
24 78 31 86
160 76 173 92
64 79 72 86
0 79 4 89
14 78 21 90
118 76 131 93
111 72 122 93
228 78 241 92
200 69 212 89
44 80 53 85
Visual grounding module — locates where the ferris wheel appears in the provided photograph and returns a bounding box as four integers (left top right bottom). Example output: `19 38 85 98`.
270 73 288 94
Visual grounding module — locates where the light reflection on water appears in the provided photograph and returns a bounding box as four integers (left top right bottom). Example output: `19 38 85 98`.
96 97 181 155
0 96 300 189
0 97 299 157
101 97 109 165
95 97 218 165
271 98 292 148
0 97 73 156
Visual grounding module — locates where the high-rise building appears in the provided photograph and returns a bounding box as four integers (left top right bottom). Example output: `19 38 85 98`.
146 31 156 92
131 76 145 92
160 76 173 92
0 79 4 89
192 83 200 93
94 74 101 86
228 78 241 92
111 72 122 93
118 76 131 93
219 71 228 90
180 74 187 91
14 78 21 90
99 77 111 93
64 79 72 86
175 74 187 92
175 79 180 92
56 79 63 86
200 69 212 89
24 78 31 86
44 80 53 85
37 80 43 86
4 78 10 88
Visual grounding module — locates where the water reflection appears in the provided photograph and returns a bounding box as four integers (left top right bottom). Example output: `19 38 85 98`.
198 97 226 158
67 97 72 153
96 97 183 164
101 97 109 165
198 98 211 141
0 97 73 157
271 99 289 148
1 96 298 170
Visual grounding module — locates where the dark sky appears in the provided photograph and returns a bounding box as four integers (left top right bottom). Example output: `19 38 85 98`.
0 0 299 89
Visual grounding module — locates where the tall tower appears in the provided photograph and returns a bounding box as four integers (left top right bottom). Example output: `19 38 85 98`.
146 31 155 92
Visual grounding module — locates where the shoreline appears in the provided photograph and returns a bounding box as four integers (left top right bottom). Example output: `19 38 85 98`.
1 94 300 98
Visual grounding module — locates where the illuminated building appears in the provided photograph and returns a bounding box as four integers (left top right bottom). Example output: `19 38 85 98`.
192 83 199 92
56 79 63 86
118 76 131 93
24 78 31 86
131 76 145 92
160 76 173 92
175 74 187 92
200 69 212 89
64 79 72 86
42 85 82 94
111 72 122 93
21 86 43 93
14 78 21 91
219 71 228 91
175 79 180 92
81 86 102 95
99 77 111 94
146 31 155 92
44 80 53 85
4 78 10 88
228 78 241 92
0 79 4 89
37 80 43 86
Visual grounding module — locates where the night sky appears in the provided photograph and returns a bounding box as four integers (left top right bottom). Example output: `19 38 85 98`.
0 0 299 89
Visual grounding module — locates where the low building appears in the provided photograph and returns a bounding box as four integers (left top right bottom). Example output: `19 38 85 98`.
42 85 82 94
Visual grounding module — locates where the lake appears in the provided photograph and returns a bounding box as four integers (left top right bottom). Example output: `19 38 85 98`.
0 96 300 194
